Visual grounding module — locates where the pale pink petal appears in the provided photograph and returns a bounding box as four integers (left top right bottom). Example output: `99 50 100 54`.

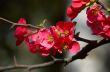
105 30 110 38
41 53 49 56
69 41 80 54
40 40 54 49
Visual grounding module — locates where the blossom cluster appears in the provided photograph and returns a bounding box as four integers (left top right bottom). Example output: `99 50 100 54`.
67 0 90 20
67 0 110 39
87 3 110 39
15 18 80 56
15 0 110 56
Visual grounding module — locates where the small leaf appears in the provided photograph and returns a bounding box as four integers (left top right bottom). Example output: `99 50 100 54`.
39 19 47 27
107 8 110 12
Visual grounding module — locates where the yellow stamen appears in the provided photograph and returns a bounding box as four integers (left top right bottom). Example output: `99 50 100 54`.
64 30 69 35
63 45 68 50
48 35 54 42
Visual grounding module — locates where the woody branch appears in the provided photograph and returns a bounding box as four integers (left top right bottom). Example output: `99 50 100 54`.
0 17 110 72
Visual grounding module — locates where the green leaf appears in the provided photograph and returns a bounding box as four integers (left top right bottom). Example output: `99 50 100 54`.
39 19 47 27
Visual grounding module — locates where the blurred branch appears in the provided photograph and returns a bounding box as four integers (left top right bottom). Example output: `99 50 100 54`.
0 56 64 72
96 1 110 12
97 1 107 10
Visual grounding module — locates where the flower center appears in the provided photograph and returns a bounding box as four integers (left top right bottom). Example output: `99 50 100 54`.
64 30 69 35
47 35 54 42
63 45 68 50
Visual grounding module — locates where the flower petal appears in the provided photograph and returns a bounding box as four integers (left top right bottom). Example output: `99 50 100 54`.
69 41 80 54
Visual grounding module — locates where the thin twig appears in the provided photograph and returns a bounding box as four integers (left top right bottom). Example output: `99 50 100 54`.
0 17 43 29
96 1 110 12
13 56 17 66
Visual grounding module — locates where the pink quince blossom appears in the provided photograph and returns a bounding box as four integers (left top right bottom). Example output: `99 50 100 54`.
67 0 90 20
50 21 80 54
25 28 54 56
87 4 110 39
15 18 27 46
15 19 80 56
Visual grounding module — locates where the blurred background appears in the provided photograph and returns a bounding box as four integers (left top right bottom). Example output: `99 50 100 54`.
0 0 110 72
